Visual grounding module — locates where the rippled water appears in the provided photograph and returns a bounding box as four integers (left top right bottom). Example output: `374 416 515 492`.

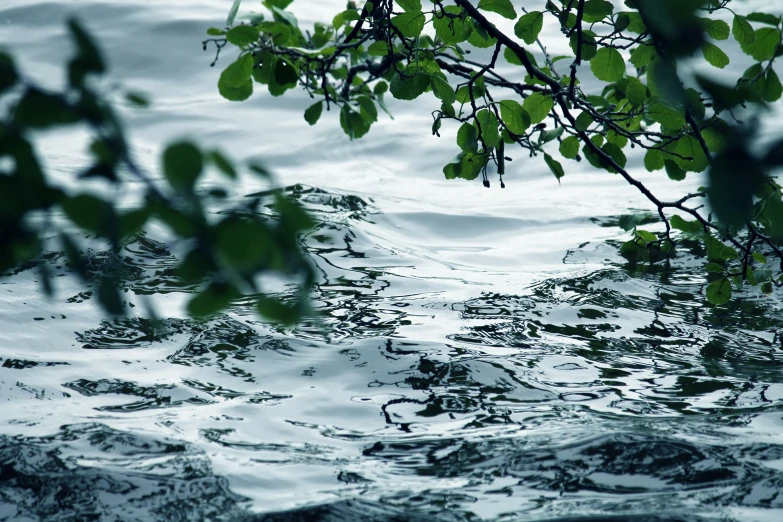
2 1 783 521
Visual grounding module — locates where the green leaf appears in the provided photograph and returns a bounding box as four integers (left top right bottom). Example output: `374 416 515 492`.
590 47 625 82
664 159 686 181
367 41 390 56
226 25 260 46
390 64 431 100
396 0 422 11
443 152 489 180
746 12 781 26
570 30 597 61
514 11 544 44
674 135 709 173
698 18 730 40
733 15 756 45
207 27 226 36
219 76 253 101
163 141 203 193
581 0 613 23
764 68 783 102
575 111 593 131
626 78 647 106
339 105 370 139
477 0 517 20
498 99 531 135
431 76 456 104
357 95 378 123
753 252 768 264
740 28 781 61
670 214 703 236
467 18 497 48
273 58 298 91
702 41 729 68
644 148 664 171
622 11 647 34
543 153 564 182
433 6 472 44
706 278 732 306
522 92 553 124
457 122 478 153
560 136 580 159
304 101 323 125
647 101 685 130
630 43 656 68
705 262 725 273
219 53 254 88
391 11 426 38
476 109 500 149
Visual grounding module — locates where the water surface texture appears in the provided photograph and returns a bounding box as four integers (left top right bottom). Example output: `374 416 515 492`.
1 1 783 521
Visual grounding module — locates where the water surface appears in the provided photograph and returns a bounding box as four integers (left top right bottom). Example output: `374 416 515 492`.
1 1 783 521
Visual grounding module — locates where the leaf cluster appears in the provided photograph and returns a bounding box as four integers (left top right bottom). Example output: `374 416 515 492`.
1 20 314 322
208 0 783 306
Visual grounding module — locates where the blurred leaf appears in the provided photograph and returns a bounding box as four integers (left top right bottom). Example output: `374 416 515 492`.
14 88 78 128
0 52 19 94
209 150 237 179
227 0 243 25
187 282 239 317
67 18 105 87
61 194 114 236
163 141 203 193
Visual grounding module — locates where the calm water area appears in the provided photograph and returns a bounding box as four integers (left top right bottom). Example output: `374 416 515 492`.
2 1 783 520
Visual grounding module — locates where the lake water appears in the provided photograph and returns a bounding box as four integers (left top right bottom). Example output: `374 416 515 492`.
2 1 783 521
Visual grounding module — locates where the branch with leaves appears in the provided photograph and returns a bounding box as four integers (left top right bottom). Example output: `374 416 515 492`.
207 0 783 306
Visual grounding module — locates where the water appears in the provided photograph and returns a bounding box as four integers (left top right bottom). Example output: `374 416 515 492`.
1 1 783 520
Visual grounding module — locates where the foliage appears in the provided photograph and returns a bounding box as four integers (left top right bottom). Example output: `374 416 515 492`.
0 20 313 321
207 0 783 306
